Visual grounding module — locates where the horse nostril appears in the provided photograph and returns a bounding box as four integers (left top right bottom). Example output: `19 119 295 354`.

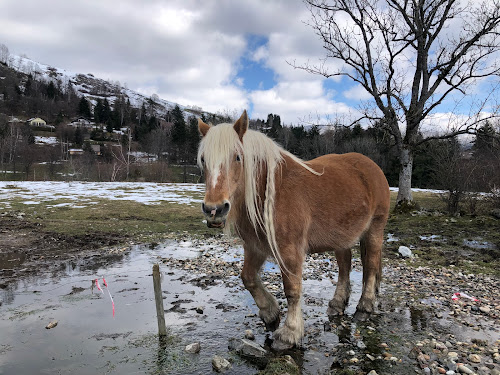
202 203 214 215
222 202 231 215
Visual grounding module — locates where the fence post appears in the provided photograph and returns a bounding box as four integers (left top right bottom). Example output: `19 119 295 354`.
152 263 167 336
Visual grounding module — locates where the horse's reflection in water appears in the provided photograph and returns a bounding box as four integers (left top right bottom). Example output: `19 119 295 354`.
197 110 390 349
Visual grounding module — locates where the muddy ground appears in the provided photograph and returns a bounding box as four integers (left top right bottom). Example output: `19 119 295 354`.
0 211 499 375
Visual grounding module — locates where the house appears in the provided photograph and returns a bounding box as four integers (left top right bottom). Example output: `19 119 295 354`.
28 117 47 127
69 148 84 156
68 117 96 129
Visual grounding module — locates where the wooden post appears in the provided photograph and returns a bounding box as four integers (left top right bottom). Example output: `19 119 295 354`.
152 263 167 336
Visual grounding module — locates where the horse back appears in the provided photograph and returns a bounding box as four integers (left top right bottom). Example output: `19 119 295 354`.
274 152 390 252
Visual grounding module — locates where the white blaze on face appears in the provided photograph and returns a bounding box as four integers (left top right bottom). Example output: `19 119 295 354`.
211 165 221 189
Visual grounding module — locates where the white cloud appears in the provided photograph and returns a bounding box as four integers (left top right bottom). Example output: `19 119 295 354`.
343 85 372 101
250 81 354 124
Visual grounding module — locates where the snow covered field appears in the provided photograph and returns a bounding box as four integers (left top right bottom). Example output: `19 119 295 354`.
0 181 205 208
0 182 451 210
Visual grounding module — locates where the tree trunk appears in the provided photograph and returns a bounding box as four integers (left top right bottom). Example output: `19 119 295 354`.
396 147 413 204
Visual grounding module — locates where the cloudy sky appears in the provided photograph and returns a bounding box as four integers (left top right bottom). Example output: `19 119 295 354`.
0 0 362 124
0 0 498 128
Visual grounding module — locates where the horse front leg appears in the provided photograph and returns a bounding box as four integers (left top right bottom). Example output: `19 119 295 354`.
328 248 352 317
241 245 280 331
273 249 304 349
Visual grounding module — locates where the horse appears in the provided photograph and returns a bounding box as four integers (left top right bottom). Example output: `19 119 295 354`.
197 110 390 348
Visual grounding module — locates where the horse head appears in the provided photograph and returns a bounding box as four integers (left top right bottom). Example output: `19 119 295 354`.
197 110 248 228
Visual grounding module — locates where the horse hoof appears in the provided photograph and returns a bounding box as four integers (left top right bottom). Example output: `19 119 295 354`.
264 316 280 332
353 309 370 321
327 306 345 319
271 338 294 351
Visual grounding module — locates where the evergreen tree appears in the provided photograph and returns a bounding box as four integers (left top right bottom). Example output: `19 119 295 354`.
94 99 103 123
47 81 56 99
171 105 187 145
188 116 200 162
24 74 32 96
78 97 91 118
474 121 498 158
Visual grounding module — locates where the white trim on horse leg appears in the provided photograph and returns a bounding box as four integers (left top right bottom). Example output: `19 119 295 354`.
328 248 352 317
241 245 280 330
273 250 305 348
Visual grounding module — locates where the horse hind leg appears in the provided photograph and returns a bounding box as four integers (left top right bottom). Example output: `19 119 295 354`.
355 217 384 319
241 245 280 331
327 248 351 318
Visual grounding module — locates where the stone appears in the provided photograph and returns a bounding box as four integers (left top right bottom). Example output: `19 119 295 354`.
367 371 378 375
228 338 268 367
468 354 481 363
244 329 255 340
184 342 201 354
448 352 459 361
479 306 490 314
357 341 367 350
212 355 231 372
490 208 500 219
398 246 413 258
45 320 58 329
457 364 474 374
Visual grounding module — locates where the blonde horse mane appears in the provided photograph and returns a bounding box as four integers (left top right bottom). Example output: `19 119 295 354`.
198 123 321 269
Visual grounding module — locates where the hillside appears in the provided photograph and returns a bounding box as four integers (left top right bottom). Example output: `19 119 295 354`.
0 53 210 122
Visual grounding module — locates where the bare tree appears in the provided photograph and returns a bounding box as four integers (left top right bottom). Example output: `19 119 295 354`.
0 43 9 64
298 0 500 207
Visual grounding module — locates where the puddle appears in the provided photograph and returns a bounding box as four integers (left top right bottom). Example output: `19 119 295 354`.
1 240 495 374
419 234 443 242
463 238 497 250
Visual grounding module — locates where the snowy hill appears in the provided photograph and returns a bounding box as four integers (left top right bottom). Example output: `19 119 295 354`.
3 53 207 119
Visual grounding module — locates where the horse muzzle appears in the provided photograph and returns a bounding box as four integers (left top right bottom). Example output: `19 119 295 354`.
202 201 231 229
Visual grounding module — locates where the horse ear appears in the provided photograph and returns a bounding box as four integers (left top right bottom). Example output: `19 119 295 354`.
198 118 211 137
233 110 248 141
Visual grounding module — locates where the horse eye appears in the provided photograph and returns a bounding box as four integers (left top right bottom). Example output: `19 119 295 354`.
201 156 205 164
236 155 241 162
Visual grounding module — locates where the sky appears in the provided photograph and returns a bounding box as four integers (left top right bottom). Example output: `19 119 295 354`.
0 0 498 128
0 0 361 125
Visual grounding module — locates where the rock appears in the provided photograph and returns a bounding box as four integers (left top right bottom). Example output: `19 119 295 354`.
457 364 474 374
479 306 490 314
398 246 413 258
228 338 268 367
438 367 446 374
366 354 375 361
244 329 255 340
490 208 500 219
446 371 456 375
448 352 459 361
367 371 378 375
356 341 367 350
212 355 231 372
435 341 448 350
195 306 204 314
45 320 58 329
468 354 481 363
184 342 200 354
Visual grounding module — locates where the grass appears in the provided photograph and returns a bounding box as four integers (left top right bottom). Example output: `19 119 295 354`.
2 197 212 242
386 191 500 276
1 185 498 275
